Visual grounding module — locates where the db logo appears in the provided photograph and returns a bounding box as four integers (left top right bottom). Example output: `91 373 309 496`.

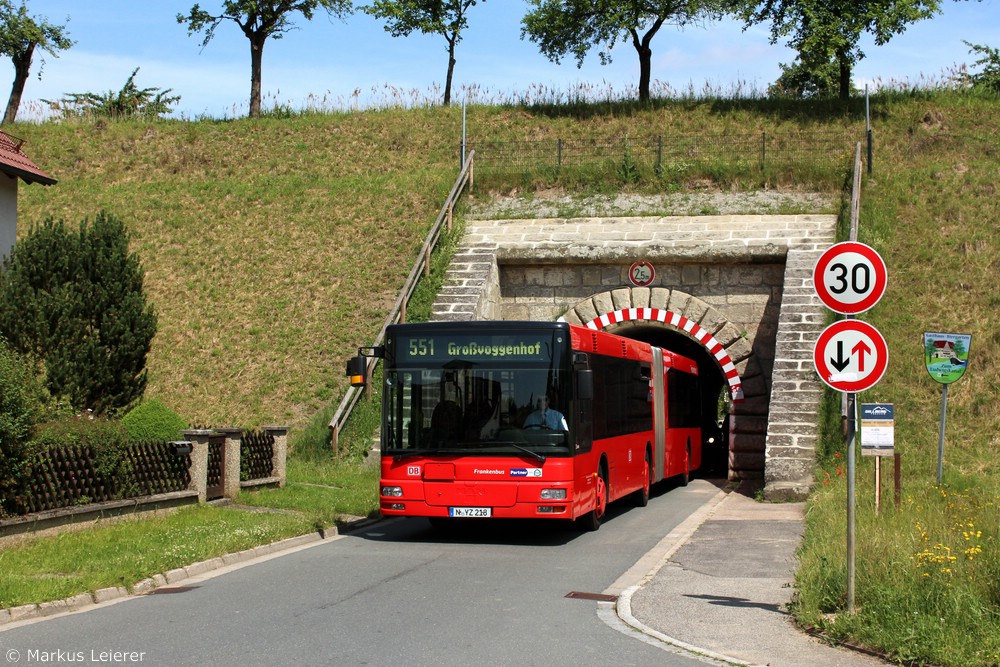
406 466 421 476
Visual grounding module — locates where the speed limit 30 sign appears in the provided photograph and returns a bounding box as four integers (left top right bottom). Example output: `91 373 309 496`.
813 242 887 315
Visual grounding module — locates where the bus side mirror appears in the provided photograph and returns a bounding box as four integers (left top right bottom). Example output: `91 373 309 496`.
346 355 368 388
577 369 593 400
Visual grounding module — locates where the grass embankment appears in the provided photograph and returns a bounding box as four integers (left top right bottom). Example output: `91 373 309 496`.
13 109 462 433
4 91 1000 665
793 93 1000 666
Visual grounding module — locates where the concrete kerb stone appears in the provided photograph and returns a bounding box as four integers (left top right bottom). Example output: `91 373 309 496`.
93 586 128 604
0 523 351 628
7 604 38 624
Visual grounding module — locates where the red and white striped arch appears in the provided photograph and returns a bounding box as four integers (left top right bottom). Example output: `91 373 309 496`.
583 308 744 402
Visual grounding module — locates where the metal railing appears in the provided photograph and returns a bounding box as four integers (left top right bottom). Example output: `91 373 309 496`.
328 151 476 453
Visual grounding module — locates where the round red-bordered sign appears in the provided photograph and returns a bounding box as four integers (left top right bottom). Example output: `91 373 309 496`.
813 242 887 315
628 261 655 287
813 319 888 393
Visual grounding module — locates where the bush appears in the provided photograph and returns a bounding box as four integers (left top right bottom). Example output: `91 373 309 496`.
42 67 181 119
0 338 47 515
30 416 135 499
121 399 188 442
0 212 157 415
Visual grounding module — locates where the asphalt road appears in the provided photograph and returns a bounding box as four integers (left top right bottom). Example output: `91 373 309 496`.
0 479 724 667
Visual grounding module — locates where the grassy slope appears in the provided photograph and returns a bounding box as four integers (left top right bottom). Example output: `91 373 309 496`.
14 109 462 430
10 92 1000 663
794 93 1000 665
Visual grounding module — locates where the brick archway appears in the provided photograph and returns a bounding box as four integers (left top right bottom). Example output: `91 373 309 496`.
584 306 744 402
558 288 753 401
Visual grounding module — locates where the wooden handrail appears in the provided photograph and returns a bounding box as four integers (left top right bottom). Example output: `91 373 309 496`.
849 142 862 242
328 151 476 453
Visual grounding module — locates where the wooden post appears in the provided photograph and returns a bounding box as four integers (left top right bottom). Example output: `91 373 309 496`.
263 426 288 488
894 452 902 510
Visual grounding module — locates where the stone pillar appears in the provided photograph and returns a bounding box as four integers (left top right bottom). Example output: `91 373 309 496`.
216 427 243 499
180 429 212 503
263 426 288 488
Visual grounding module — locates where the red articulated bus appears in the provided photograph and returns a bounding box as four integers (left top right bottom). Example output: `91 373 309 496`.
347 320 701 531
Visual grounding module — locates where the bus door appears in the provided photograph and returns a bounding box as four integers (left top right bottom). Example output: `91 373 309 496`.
651 347 667 482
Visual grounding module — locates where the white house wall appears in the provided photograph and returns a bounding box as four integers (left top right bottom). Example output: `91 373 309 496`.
0 175 16 261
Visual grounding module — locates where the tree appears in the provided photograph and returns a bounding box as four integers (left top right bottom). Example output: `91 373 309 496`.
960 41 1000 92
363 0 482 106
0 212 157 415
0 0 73 124
768 55 845 98
521 0 722 103
733 0 943 100
178 1 353 119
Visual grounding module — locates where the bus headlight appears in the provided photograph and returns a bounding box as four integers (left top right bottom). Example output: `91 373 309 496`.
381 486 403 497
540 488 566 500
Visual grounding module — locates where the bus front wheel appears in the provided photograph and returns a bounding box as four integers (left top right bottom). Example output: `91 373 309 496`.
680 441 691 487
577 468 607 532
633 451 651 507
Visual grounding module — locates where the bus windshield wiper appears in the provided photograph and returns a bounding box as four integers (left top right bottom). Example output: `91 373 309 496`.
508 443 546 464
392 450 429 461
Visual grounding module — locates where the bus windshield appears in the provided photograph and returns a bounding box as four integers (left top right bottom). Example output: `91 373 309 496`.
382 328 573 457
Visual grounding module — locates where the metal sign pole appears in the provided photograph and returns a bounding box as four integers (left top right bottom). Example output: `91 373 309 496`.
846 391 856 613
875 456 881 513
937 383 948 485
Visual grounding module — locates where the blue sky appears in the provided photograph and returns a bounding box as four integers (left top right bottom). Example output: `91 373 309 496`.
4 1 998 119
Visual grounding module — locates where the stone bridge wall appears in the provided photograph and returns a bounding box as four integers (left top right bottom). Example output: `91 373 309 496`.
431 214 836 499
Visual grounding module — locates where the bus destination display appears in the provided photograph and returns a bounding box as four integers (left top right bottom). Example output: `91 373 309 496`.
397 334 556 362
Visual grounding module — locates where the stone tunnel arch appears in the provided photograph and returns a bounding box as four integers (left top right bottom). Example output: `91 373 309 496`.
557 288 768 482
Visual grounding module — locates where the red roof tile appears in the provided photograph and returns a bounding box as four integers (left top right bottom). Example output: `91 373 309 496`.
0 130 56 185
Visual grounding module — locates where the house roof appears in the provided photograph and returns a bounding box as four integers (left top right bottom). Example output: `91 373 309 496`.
0 130 56 185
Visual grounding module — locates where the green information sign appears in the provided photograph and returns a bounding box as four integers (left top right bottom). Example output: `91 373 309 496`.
923 332 972 384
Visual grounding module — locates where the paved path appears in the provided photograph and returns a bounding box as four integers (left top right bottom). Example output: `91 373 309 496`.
622 489 889 666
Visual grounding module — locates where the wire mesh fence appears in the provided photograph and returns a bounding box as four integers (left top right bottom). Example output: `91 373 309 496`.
466 131 867 184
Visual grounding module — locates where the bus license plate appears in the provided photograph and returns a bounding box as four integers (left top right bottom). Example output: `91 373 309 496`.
449 507 491 518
